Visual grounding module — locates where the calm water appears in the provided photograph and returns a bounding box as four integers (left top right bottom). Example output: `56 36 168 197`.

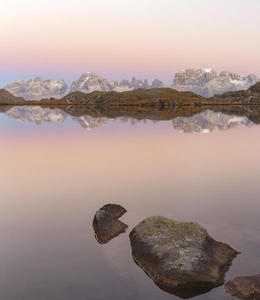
0 106 260 300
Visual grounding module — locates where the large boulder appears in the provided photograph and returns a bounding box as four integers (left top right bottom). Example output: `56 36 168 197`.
129 216 238 298
93 204 128 244
225 275 260 299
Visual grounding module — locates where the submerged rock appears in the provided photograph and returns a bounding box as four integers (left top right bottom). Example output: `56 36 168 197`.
93 204 128 244
129 216 238 298
225 275 260 299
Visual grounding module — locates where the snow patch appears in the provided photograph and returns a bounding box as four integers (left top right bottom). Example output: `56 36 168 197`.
203 68 213 73
230 79 246 87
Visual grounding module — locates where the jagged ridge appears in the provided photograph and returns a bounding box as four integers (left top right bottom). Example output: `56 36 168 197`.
3 69 259 100
1 82 260 106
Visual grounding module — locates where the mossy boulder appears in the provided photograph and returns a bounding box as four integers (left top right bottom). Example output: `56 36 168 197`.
129 216 239 298
225 274 260 300
93 204 128 244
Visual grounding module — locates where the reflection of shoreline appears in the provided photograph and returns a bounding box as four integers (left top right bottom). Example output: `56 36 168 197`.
1 105 259 132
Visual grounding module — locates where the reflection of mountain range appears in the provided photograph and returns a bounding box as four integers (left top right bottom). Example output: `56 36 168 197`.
72 116 110 131
172 110 254 133
5 107 67 125
2 106 256 133
5 106 110 130
3 69 259 100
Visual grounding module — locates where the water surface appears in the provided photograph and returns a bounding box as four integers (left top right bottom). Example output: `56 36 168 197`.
0 106 260 300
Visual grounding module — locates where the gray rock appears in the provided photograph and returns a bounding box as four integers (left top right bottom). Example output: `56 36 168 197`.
93 204 128 244
151 79 164 88
172 69 259 98
68 72 113 94
129 216 238 298
4 77 68 100
225 275 260 300
129 77 147 89
114 77 151 92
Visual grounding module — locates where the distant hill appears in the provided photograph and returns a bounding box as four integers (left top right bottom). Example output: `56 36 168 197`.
211 81 260 102
0 89 25 104
61 88 205 106
249 81 260 93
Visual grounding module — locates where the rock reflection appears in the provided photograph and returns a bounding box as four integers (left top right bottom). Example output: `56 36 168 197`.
155 282 217 299
93 204 128 244
132 256 219 299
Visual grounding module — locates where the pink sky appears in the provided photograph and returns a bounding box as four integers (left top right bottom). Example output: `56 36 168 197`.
1 0 260 85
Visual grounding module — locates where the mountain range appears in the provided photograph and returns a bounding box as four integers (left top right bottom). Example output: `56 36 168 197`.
1 81 260 106
3 69 258 100
172 69 259 97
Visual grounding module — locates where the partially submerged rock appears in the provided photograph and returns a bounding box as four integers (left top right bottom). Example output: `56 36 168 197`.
225 275 260 299
93 204 128 244
129 216 239 298
98 204 127 219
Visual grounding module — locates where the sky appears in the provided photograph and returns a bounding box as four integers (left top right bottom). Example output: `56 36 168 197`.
0 0 260 86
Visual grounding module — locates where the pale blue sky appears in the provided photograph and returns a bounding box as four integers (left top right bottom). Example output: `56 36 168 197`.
1 0 259 86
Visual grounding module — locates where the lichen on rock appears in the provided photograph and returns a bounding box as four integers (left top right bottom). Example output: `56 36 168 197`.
129 216 239 298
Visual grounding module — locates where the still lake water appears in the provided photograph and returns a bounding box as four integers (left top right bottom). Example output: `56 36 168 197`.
0 106 260 300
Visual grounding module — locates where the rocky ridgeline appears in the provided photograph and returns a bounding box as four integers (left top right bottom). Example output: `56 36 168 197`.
173 68 259 98
4 73 164 100
4 77 68 100
4 69 258 100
